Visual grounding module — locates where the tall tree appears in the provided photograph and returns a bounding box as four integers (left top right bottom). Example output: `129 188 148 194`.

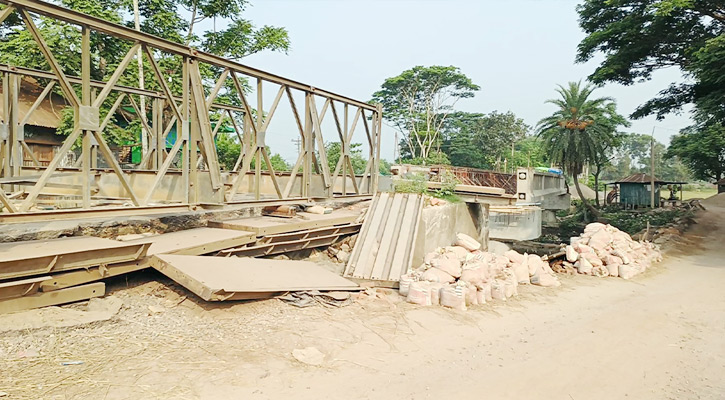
442 111 530 170
666 121 725 182
0 0 290 144
371 66 479 163
576 0 725 120
591 129 625 206
537 81 629 217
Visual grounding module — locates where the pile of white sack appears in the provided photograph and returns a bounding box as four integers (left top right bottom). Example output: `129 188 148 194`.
400 233 560 311
564 222 662 279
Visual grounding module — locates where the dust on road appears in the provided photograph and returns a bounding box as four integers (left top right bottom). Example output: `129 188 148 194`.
1 195 724 400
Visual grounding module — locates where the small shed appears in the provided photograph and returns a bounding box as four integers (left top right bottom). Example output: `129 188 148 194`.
718 178 725 194
606 173 687 208
616 173 665 208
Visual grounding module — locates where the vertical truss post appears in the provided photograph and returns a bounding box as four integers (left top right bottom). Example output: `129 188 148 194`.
373 103 382 194
8 74 20 185
303 93 312 199
255 78 262 200
152 97 160 170
81 25 91 208
1 73 10 183
343 103 348 195
182 57 190 204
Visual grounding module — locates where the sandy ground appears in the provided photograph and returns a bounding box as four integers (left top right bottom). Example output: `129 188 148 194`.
1 196 725 400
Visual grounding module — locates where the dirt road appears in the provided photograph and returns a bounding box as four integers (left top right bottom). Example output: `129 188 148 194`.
1 196 724 399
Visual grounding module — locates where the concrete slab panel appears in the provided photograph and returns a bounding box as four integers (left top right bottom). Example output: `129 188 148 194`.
151 254 359 301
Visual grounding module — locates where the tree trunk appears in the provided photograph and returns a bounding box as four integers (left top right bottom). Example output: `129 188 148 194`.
593 166 601 207
573 175 600 220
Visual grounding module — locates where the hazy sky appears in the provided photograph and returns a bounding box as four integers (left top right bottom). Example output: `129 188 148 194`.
219 0 693 163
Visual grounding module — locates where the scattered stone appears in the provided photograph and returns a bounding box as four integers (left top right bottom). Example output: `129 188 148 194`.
335 250 350 263
306 205 325 215
148 305 165 314
292 347 325 366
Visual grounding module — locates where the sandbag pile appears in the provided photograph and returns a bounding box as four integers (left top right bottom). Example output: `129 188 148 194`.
563 222 662 279
400 233 560 310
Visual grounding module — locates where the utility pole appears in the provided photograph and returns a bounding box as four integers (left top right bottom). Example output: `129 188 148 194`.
291 138 301 154
650 127 655 208
394 131 399 164
134 0 147 158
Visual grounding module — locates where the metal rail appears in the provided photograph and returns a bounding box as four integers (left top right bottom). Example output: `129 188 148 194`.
0 0 382 216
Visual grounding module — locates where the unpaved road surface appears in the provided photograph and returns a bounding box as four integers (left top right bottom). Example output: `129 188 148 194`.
1 196 724 400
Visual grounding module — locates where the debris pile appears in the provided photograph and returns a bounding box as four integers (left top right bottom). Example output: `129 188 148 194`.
399 233 560 310
557 222 662 279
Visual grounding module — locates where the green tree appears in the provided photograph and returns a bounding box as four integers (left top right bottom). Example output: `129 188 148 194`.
442 111 530 170
576 0 725 120
510 136 550 169
666 121 725 181
591 130 626 206
371 66 479 163
324 142 367 175
0 0 290 145
536 81 629 217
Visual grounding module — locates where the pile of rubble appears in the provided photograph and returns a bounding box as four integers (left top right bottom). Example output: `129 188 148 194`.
399 234 560 310
558 222 662 279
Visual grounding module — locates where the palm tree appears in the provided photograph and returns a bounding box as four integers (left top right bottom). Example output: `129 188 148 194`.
536 81 628 218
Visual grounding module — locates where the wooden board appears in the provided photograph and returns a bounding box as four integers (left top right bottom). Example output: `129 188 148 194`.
0 283 105 314
344 193 423 283
208 211 360 236
0 237 149 280
151 254 360 301
40 228 256 292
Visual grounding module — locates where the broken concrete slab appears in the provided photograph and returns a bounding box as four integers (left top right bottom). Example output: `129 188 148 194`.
151 254 360 301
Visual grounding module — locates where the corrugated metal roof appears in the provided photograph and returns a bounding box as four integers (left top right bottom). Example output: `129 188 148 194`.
614 173 665 184
0 78 69 128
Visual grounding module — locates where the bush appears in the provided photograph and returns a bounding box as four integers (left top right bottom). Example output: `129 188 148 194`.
394 173 428 194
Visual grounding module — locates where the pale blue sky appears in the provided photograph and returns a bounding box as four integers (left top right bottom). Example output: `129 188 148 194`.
212 0 693 163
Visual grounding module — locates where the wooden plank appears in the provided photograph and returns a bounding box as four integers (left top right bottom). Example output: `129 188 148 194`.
0 283 105 314
0 275 50 300
0 237 149 280
151 254 359 301
351 192 389 278
209 211 360 236
369 193 404 280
